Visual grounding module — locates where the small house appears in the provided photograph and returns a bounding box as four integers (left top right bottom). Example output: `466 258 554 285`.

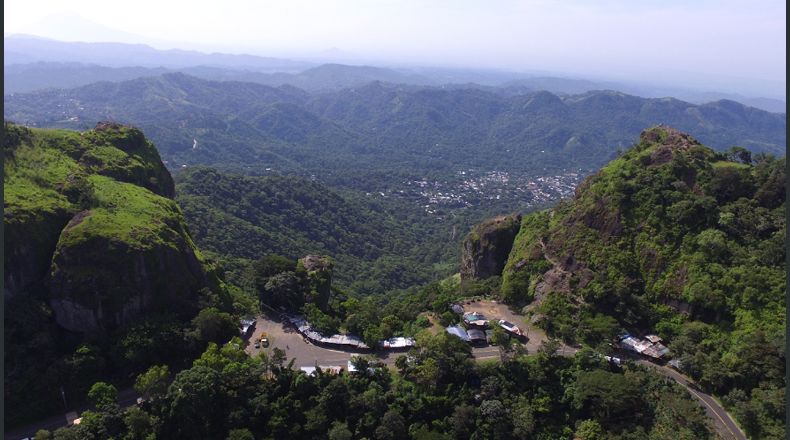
467 329 487 346
380 337 416 351
463 312 488 329
446 325 471 342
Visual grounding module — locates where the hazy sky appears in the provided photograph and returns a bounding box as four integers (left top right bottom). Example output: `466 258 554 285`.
4 0 786 96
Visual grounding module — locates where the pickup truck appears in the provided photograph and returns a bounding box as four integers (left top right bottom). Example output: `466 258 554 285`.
260 332 270 348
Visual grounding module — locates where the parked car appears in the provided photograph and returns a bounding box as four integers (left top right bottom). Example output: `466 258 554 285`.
498 319 523 337
261 332 270 347
254 341 260 349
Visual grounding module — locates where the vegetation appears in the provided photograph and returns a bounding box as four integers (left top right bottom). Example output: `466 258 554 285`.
500 126 786 438
40 334 714 440
175 166 476 294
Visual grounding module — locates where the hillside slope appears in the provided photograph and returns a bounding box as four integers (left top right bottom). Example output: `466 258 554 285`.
499 126 785 438
174 166 468 294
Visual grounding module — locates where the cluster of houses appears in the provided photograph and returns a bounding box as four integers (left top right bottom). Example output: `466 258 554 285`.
445 307 526 346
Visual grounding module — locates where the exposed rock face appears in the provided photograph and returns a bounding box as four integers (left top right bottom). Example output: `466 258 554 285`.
460 214 521 281
3 206 74 297
4 122 219 333
48 216 210 333
299 255 333 309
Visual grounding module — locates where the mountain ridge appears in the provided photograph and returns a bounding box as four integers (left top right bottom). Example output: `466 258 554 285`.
5 73 785 180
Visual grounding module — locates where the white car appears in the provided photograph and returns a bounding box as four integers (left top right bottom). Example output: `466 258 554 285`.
498 320 523 336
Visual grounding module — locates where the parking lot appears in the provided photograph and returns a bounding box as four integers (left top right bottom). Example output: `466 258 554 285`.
460 300 571 354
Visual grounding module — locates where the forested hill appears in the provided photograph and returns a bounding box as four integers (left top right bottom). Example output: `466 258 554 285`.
4 73 786 179
175 167 461 294
496 126 785 438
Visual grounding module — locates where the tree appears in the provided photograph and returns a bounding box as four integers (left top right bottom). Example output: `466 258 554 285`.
262 271 307 310
573 370 644 423
451 404 476 440
226 428 255 440
134 365 170 400
489 323 514 362
163 366 225 439
52 426 88 440
328 421 353 440
252 254 296 280
65 345 106 398
477 399 510 440
192 307 238 344
511 396 535 439
33 429 53 440
575 419 605 440
578 313 618 346
88 382 118 410
375 410 407 440
123 406 158 440
725 146 752 165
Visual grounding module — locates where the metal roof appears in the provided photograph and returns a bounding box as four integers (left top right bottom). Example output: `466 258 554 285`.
446 325 471 342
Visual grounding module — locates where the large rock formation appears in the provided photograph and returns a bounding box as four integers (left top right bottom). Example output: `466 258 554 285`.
4 122 219 333
299 255 333 309
460 214 521 281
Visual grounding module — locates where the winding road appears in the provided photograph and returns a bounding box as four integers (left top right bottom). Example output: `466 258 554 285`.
636 360 746 440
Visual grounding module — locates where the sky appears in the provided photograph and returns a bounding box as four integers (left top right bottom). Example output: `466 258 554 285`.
4 0 786 97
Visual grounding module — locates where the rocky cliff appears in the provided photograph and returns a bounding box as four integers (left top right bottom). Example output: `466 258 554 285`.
4 122 218 333
460 214 521 281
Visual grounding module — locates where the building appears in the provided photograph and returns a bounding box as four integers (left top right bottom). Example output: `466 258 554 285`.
463 312 488 329
379 337 416 351
285 314 370 350
446 325 471 342
467 329 487 346
619 334 670 360
239 318 255 338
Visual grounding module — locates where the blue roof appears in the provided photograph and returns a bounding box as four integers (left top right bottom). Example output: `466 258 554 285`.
446 325 470 342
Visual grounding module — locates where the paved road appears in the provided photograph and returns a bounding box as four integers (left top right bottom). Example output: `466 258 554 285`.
636 360 746 440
